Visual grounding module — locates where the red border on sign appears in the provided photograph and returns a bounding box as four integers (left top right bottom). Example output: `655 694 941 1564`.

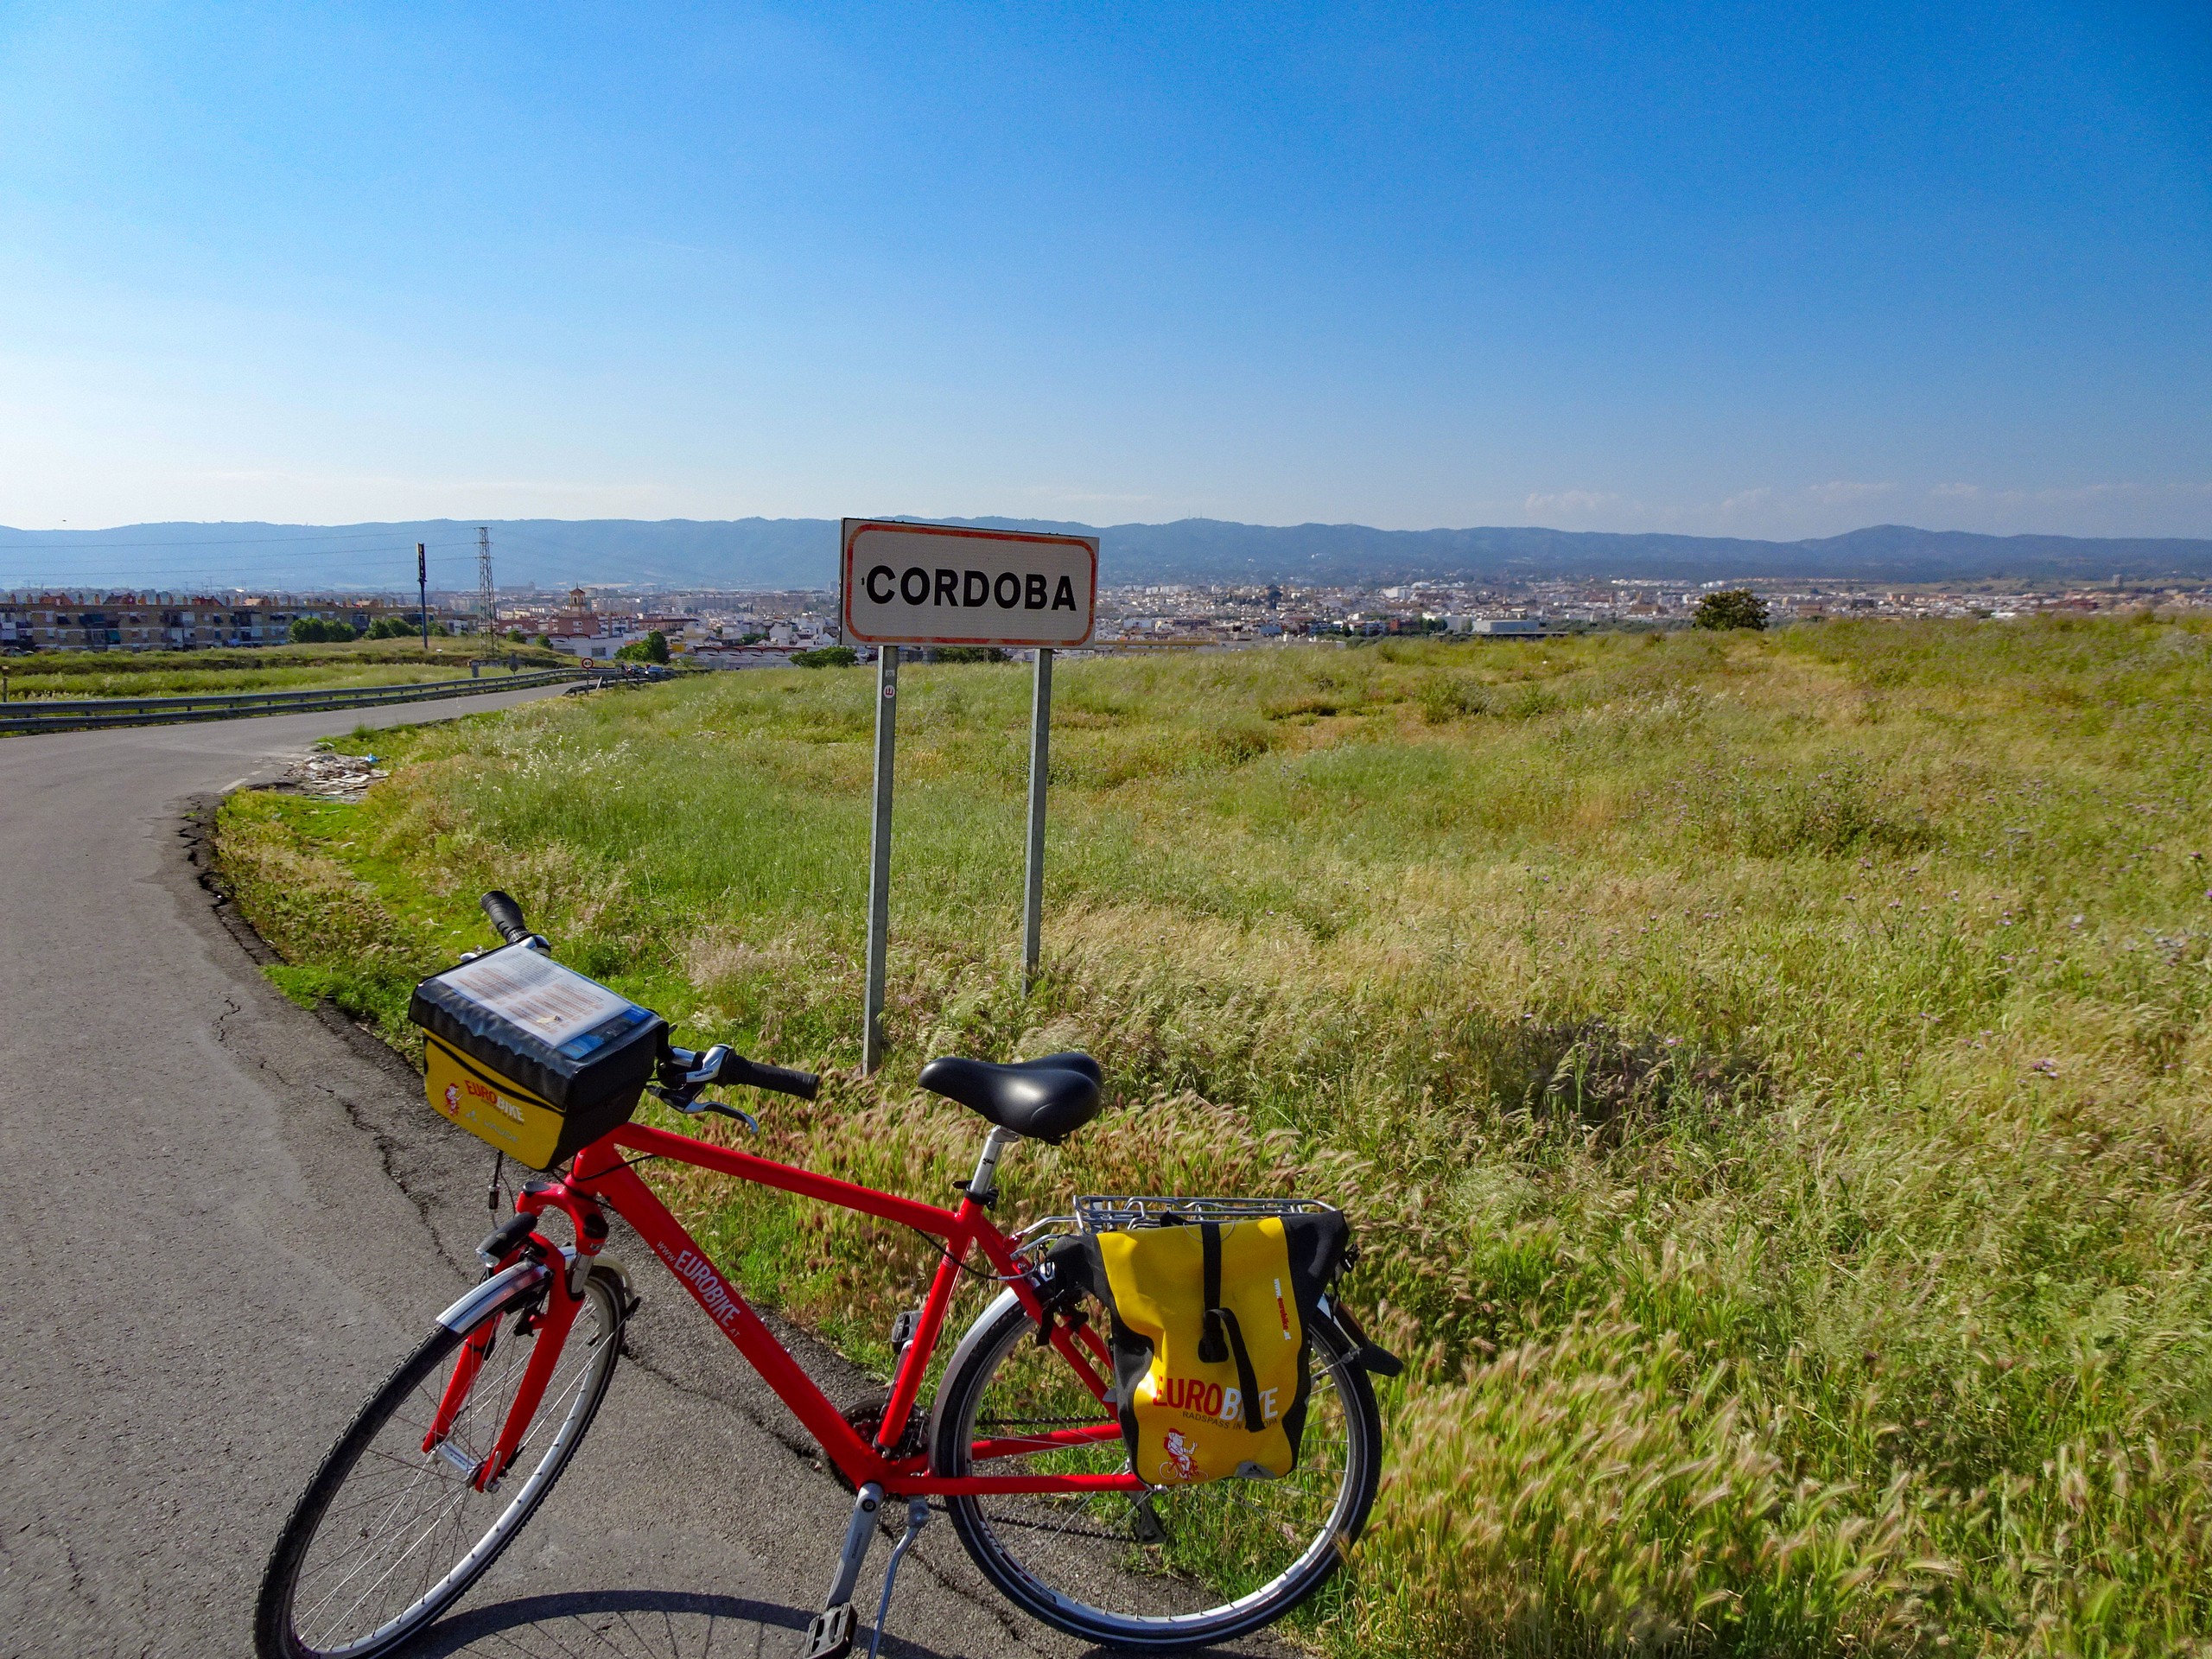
840 519 1098 648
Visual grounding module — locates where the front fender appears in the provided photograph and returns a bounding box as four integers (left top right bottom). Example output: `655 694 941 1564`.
436 1258 551 1333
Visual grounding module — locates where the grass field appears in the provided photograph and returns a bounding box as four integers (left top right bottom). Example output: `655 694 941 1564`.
215 618 2212 1656
1 636 567 700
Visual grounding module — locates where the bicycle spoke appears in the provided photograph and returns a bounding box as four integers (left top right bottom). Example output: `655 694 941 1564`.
317 1483 477 1641
941 1288 1379 1645
272 1277 625 1657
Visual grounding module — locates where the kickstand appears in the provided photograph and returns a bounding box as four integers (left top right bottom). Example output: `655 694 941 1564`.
866 1497 931 1659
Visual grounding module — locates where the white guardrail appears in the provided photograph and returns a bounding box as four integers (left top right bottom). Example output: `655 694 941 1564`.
0 666 591 736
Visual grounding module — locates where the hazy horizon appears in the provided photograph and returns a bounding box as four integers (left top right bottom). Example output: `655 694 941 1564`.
7 515 2209 597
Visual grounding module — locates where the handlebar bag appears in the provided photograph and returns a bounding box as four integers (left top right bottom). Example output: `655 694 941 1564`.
409 944 665 1171
1090 1210 1349 1485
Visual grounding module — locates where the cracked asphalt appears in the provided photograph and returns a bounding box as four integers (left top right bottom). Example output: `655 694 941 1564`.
0 692 1281 1659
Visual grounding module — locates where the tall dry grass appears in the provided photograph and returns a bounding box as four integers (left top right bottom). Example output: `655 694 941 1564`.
217 618 2212 1655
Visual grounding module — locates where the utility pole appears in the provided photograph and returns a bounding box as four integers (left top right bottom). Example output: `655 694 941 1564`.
417 543 429 654
477 526 495 637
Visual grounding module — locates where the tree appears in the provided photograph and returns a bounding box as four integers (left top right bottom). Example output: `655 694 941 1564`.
613 630 671 664
288 617 360 644
1694 589 1768 631
504 627 528 645
790 645 858 668
362 613 447 639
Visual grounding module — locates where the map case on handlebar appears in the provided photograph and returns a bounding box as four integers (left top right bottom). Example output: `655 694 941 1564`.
409 944 666 1170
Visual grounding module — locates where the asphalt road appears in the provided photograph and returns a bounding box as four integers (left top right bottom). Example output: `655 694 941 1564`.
0 690 1278 1659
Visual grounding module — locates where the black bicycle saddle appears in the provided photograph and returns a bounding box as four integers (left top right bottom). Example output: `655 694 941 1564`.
917 1051 1104 1144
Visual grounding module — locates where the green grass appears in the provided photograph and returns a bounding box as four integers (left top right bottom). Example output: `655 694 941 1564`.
214 618 2212 1656
0 637 567 700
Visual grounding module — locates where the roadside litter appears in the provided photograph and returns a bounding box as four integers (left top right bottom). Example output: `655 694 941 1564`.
281 752 390 802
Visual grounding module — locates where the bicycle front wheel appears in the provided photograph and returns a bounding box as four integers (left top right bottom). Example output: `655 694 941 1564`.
255 1265 626 1659
931 1286 1382 1651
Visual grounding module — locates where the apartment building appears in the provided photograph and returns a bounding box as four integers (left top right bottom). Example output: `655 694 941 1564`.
0 591 404 652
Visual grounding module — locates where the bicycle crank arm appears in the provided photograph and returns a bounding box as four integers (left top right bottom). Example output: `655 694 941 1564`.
802 1481 883 1659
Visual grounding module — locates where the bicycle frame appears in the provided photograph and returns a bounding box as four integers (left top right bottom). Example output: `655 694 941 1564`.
441 1118 1142 1502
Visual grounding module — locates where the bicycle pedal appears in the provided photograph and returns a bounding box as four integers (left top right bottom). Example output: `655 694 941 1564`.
889 1308 920 1360
798 1602 855 1659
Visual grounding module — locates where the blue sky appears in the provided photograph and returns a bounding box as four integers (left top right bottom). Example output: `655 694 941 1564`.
1 2 2206 538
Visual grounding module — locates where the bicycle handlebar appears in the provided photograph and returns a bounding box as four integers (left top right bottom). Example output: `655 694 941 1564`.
715 1052 821 1101
480 889 534 947
475 890 823 1105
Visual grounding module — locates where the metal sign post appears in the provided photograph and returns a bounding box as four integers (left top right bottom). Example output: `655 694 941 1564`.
842 518 1097 1071
861 643 900 1073
1021 646 1052 988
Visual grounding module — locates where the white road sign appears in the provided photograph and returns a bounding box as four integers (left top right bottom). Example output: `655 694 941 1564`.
841 519 1097 648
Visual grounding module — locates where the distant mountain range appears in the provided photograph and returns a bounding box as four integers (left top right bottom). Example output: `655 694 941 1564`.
4 517 2209 594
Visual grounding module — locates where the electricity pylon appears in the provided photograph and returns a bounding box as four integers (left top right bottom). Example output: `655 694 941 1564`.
477 526 495 635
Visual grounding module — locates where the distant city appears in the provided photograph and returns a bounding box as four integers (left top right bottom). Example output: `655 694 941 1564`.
5 570 2207 662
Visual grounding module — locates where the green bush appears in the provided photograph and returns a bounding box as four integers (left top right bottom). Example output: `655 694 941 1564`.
791 645 858 668
286 617 361 644
615 630 671 664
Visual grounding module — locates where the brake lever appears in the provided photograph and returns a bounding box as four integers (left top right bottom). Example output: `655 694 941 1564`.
651 1090 760 1134
650 1043 760 1134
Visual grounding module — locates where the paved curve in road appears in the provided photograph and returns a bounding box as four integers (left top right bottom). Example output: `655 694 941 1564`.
0 692 1285 1659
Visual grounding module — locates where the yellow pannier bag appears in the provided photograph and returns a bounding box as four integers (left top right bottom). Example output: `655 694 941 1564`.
1092 1210 1348 1485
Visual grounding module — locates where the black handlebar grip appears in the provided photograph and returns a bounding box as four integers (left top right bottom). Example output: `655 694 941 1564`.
717 1054 821 1100
480 890 532 946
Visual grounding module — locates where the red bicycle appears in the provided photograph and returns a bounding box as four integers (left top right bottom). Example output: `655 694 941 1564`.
255 895 1385 1659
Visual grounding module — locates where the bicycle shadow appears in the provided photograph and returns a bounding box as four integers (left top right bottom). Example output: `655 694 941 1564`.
399 1587 968 1658
398 1586 1274 1658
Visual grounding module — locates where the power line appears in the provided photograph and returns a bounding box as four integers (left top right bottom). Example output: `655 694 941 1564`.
0 569 486 595
0 526 500 551
0 546 482 579
0 546 482 570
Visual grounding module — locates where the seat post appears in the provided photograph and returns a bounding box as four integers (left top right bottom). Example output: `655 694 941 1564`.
966 1125 1018 1206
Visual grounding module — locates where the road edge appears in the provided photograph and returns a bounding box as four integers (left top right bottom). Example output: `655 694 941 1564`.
176 788 910 1481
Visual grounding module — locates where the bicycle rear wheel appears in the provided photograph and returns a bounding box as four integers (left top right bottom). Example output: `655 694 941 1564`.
255 1266 626 1659
931 1285 1381 1650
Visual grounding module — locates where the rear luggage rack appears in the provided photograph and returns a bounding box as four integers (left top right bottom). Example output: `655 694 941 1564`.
1074 1195 1339 1234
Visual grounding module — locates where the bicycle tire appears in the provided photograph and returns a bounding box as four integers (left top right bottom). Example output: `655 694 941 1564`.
255 1265 626 1659
931 1284 1382 1651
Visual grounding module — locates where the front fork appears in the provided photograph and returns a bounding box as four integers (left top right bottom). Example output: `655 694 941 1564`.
423 1178 606 1491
